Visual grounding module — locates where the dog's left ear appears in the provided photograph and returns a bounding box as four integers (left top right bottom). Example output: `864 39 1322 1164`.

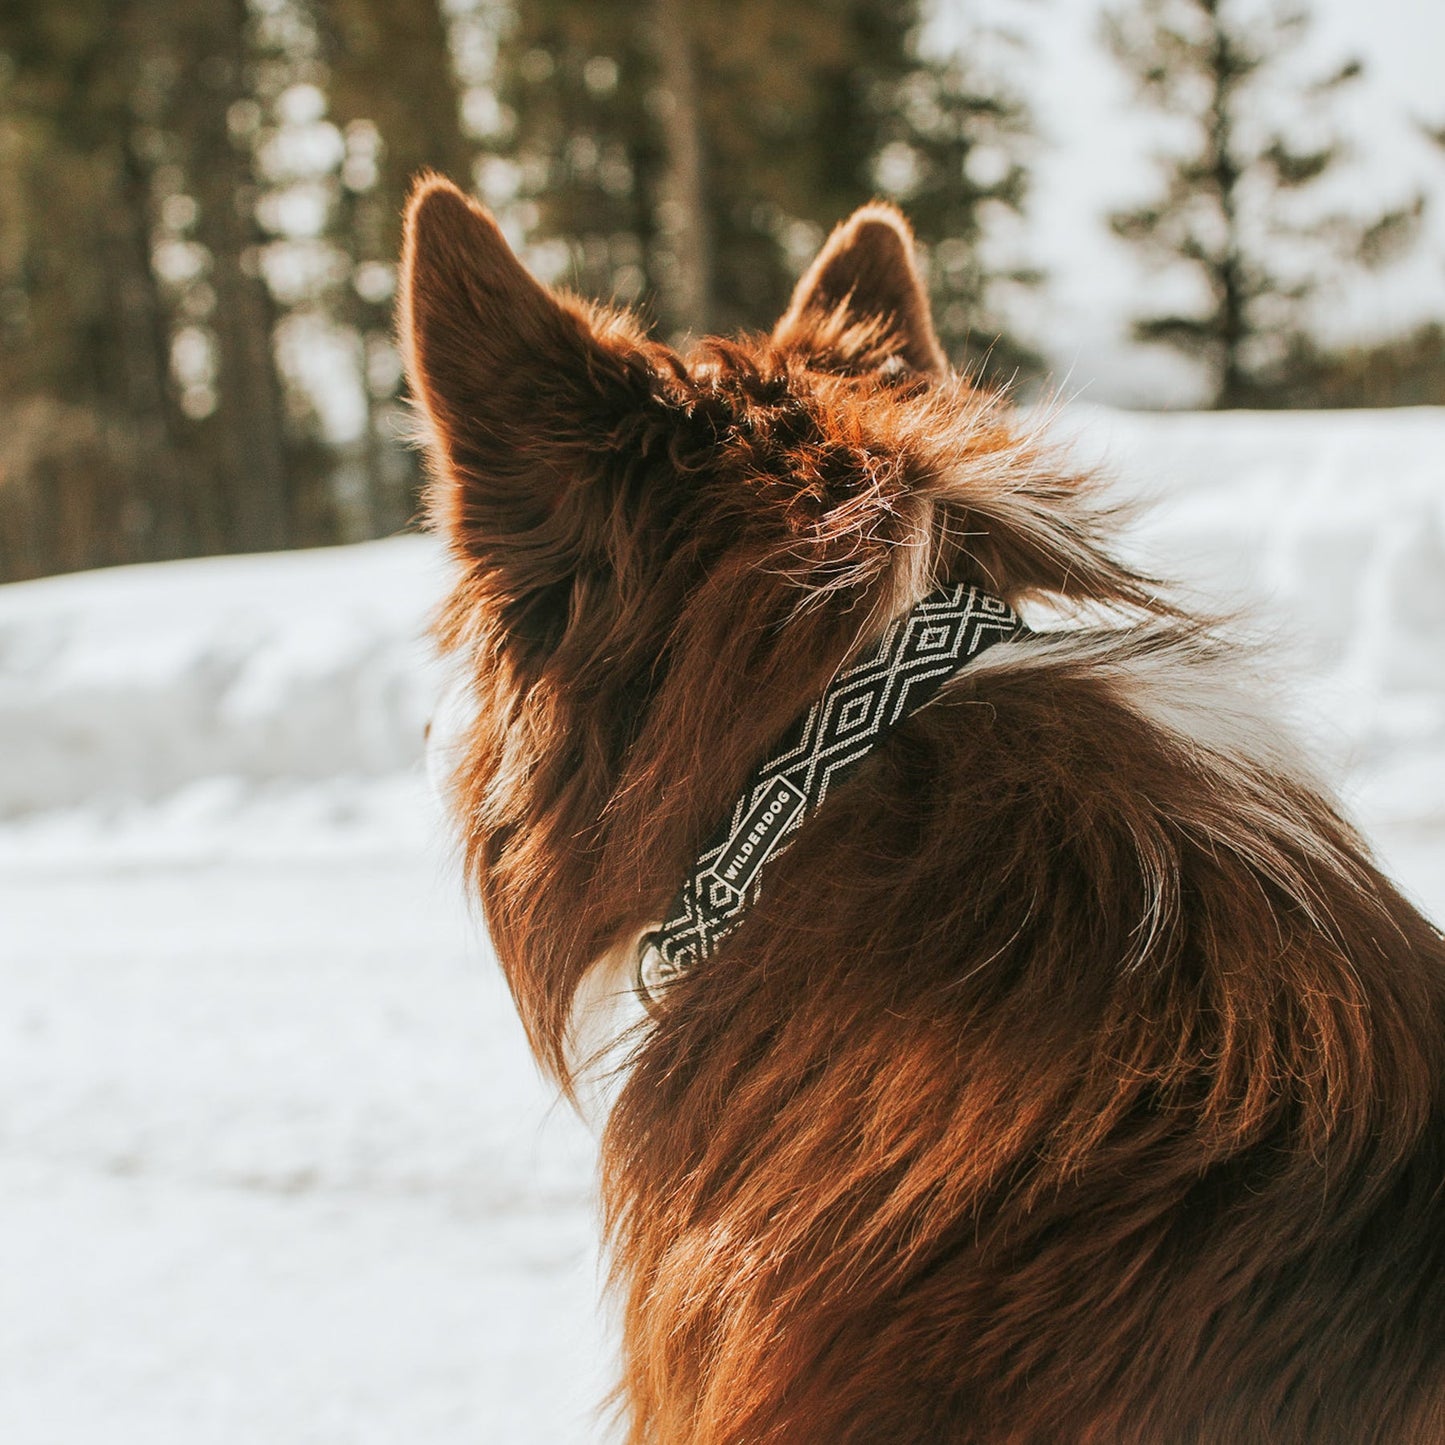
772 203 946 376
399 175 661 595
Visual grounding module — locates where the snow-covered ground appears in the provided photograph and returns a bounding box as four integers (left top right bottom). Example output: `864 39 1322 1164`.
1 407 1442 1443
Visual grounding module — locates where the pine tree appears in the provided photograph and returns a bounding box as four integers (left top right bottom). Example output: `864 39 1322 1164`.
1104 0 1422 408
1 0 476 578
486 2 661 320
148 0 298 554
0 0 204 577
489 0 1038 377
317 0 471 535
868 32 1039 382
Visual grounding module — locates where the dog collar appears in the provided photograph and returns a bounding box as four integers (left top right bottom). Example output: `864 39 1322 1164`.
636 581 1026 1002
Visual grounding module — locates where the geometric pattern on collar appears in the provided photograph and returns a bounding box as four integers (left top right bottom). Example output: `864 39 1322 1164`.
636 580 1027 1003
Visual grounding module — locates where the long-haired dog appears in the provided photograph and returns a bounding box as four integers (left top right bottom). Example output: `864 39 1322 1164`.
400 176 1445 1444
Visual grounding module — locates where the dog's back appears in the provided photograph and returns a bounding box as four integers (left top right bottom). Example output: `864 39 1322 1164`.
400 177 1445 1443
605 638 1445 1443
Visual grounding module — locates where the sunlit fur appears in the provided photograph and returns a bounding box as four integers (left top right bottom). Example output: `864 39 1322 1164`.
401 175 1445 1444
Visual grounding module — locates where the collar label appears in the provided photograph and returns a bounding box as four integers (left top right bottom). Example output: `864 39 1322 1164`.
706 775 807 900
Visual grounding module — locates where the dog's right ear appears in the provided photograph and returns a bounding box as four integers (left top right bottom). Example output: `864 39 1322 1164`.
772 204 946 376
400 175 657 577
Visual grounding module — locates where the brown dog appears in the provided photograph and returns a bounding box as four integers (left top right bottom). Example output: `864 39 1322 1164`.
400 175 1445 1444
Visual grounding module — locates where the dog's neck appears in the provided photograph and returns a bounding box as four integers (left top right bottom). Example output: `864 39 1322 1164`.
636 581 1027 1004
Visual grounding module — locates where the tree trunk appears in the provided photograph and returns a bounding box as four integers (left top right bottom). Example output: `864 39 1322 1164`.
320 0 472 536
101 132 209 558
652 0 711 341
163 0 293 553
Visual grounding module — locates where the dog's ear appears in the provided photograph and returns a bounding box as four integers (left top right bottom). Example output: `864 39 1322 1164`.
772 203 946 377
400 175 659 583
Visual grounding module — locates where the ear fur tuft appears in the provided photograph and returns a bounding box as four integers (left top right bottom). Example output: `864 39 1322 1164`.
773 203 946 376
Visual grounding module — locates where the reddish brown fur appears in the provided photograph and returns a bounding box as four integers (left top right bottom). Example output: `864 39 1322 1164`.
400 175 1445 1443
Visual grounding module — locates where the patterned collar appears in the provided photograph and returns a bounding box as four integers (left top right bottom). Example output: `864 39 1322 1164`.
636 581 1027 1003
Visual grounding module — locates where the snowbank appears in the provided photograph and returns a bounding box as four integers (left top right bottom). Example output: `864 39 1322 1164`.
0 536 445 817
1068 407 1445 917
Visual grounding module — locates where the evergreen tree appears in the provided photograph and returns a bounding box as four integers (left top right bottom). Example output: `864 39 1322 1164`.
486 3 660 318
490 0 1037 378
1104 0 1422 408
0 0 202 578
317 0 471 535
147 0 298 554
0 0 479 579
869 36 1039 382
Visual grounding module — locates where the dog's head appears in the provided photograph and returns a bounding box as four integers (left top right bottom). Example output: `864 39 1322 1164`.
399 176 1145 1071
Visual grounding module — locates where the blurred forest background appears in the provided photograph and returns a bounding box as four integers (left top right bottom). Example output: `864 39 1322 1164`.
1 0 1442 583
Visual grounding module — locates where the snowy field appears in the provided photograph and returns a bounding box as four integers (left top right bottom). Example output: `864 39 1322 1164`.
1 407 1443 1444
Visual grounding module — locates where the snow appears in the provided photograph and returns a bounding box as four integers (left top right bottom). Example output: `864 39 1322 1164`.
1069 406 1445 912
0 538 445 816
1 407 1442 1442
0 856 608 1445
